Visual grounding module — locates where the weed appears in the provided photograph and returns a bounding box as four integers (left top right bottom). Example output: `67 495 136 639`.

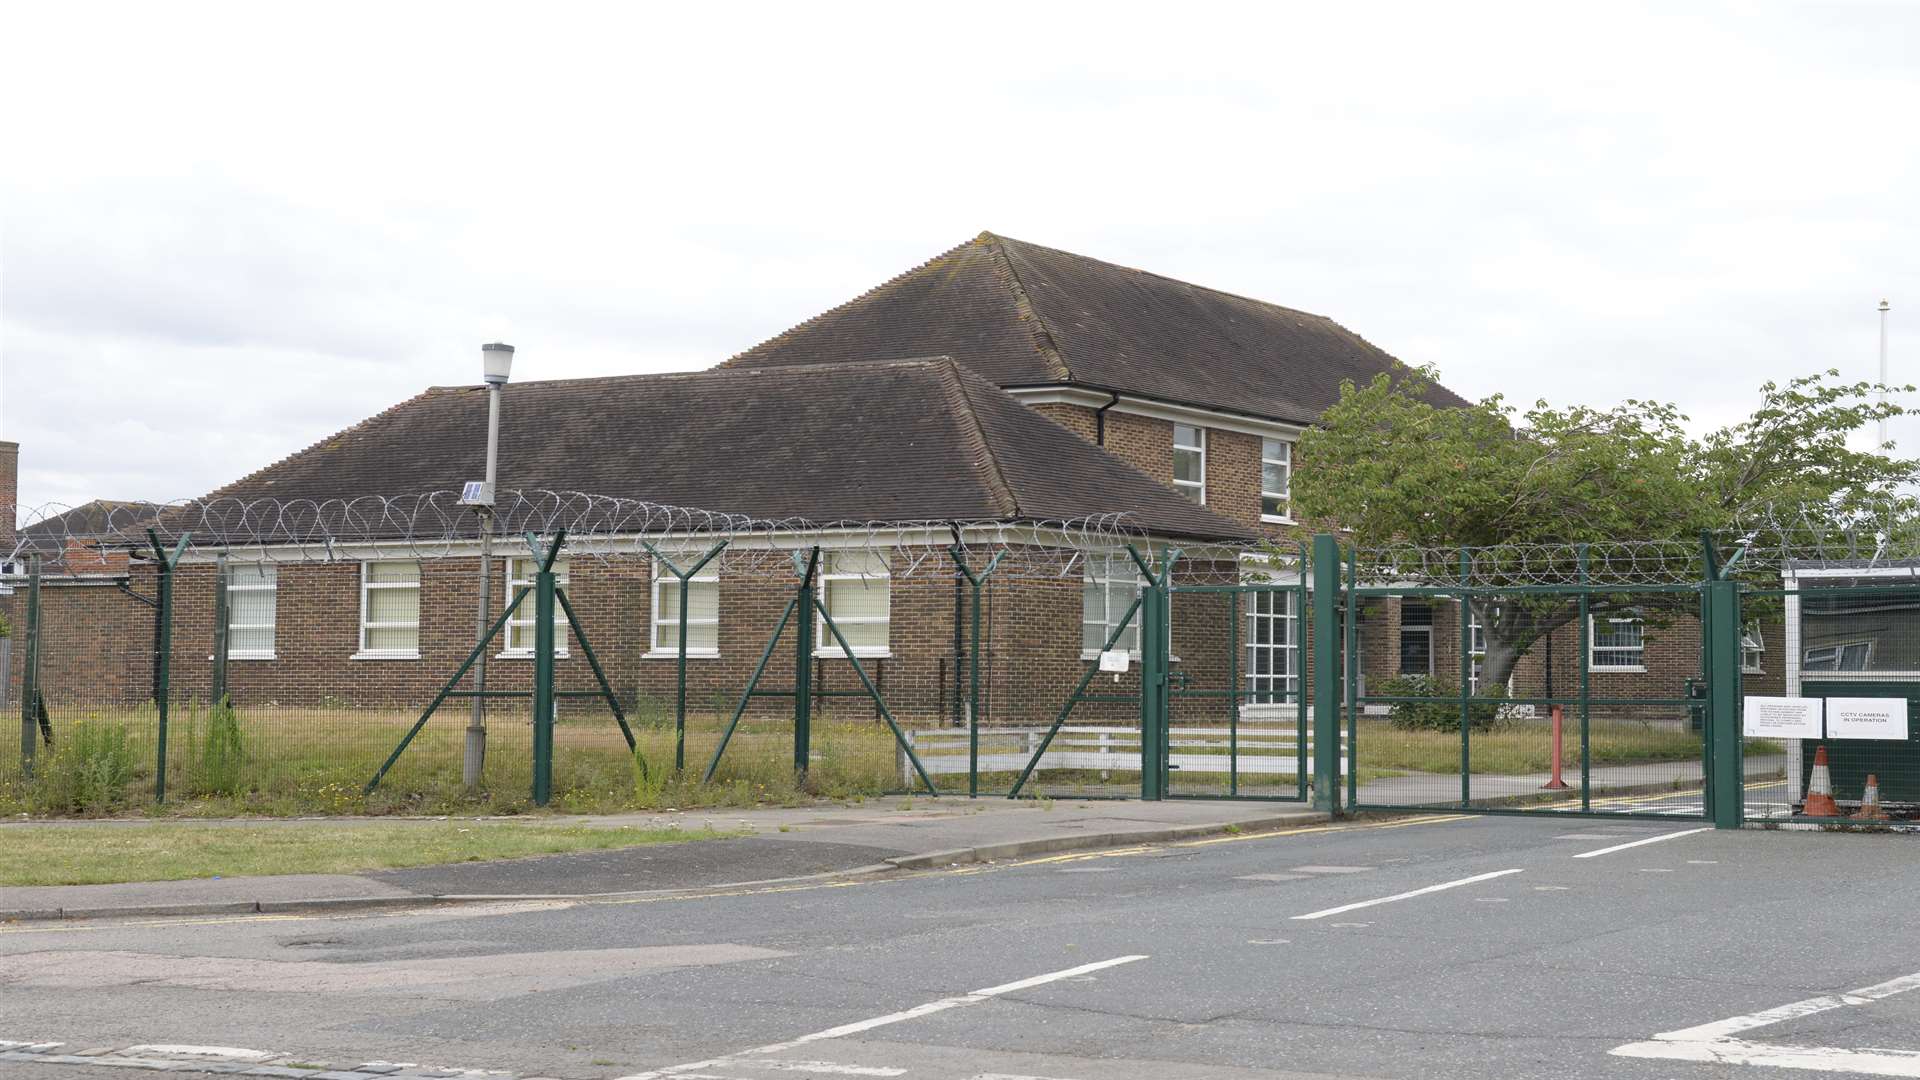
32 721 138 815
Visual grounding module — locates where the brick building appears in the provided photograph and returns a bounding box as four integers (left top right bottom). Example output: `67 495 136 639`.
5 233 1728 725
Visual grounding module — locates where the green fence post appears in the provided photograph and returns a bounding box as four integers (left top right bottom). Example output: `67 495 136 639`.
793 548 818 779
1578 543 1592 811
146 530 187 804
1706 579 1744 829
1458 550 1472 808
948 547 1005 798
1128 545 1177 801
211 555 230 706
643 541 727 773
1345 546 1359 810
18 554 40 776
1310 534 1341 814
528 532 563 807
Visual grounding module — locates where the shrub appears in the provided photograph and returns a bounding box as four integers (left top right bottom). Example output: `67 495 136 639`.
195 697 247 797
1377 674 1509 733
33 721 138 815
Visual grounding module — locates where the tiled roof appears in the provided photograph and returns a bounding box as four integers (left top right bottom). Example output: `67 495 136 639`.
725 232 1467 423
199 359 1255 543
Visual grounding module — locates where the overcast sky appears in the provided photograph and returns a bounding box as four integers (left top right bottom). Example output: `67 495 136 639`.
2 1 1916 509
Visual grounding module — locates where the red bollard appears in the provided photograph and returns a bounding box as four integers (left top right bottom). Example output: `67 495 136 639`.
1542 704 1570 790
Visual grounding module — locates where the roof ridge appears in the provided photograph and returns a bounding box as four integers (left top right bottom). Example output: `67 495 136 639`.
427 356 955 393
989 231 1343 327
716 238 987 368
937 360 1019 518
978 232 1073 382
193 387 443 503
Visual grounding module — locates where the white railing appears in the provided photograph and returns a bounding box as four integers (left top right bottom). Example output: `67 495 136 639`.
899 706 1347 783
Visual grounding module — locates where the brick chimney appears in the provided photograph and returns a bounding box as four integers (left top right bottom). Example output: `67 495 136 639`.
0 441 17 550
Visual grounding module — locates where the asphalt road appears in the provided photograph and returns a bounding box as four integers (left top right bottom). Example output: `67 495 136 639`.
3 813 1917 1080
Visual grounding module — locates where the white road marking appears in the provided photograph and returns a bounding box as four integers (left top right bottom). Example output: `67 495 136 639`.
1571 827 1710 858
1246 938 1290 945
1611 969 1920 1075
731 1061 907 1075
616 955 1148 1080
1533 886 1571 891
121 1044 276 1061
1291 868 1524 921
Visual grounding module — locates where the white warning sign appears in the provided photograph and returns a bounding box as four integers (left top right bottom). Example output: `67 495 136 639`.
1824 697 1909 741
1742 696 1823 739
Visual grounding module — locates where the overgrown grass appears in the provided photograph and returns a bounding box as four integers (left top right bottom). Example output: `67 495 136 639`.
0 821 735 885
0 702 906 819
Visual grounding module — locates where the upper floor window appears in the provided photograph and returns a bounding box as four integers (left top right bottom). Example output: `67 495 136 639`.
1261 438 1292 521
1172 424 1205 503
505 557 571 655
226 563 276 659
1591 615 1645 671
359 560 420 658
1741 622 1765 674
1803 641 1870 672
818 549 890 657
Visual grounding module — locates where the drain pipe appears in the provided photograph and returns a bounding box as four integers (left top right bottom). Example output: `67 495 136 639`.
1094 391 1121 445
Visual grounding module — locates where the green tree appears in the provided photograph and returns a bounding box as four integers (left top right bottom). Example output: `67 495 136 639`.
1295 367 1916 689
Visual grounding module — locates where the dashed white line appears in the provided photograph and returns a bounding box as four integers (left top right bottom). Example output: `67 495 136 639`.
616 955 1148 1080
1290 868 1524 921
1571 827 1711 858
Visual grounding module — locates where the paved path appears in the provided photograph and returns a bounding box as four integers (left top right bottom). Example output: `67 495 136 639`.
2 815 1915 1079
0 798 1326 919
1353 752 1784 807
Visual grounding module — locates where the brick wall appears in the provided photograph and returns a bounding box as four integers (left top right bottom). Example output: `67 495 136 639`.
2 550 1285 732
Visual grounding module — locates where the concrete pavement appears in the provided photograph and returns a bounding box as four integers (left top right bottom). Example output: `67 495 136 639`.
0 797 1329 921
2 815 1914 1080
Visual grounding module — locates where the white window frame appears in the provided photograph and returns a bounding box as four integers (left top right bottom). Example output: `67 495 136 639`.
1398 601 1433 677
1802 641 1872 673
1590 614 1646 672
1245 587 1299 703
1260 437 1293 523
648 558 720 658
226 562 277 661
1741 621 1765 675
1082 553 1145 659
501 557 571 658
1173 423 1206 504
356 560 421 660
816 550 891 658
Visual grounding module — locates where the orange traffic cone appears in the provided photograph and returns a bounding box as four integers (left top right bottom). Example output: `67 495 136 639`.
1854 774 1890 821
1803 745 1840 817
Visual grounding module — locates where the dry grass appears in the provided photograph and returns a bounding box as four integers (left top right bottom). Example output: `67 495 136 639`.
0 701 906 818
0 820 735 885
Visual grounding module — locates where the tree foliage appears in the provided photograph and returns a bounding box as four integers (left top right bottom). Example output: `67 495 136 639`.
1295 367 1918 687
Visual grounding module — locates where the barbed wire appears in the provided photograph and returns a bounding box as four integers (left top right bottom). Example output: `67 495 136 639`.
1 490 1274 585
14 490 1920 589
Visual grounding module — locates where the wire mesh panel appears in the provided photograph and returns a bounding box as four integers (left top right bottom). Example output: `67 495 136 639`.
1165 584 1310 800
1743 576 1920 826
1348 579 1709 818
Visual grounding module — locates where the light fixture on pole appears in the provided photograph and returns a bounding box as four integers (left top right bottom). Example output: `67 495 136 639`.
462 342 514 789
1879 300 1891 450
